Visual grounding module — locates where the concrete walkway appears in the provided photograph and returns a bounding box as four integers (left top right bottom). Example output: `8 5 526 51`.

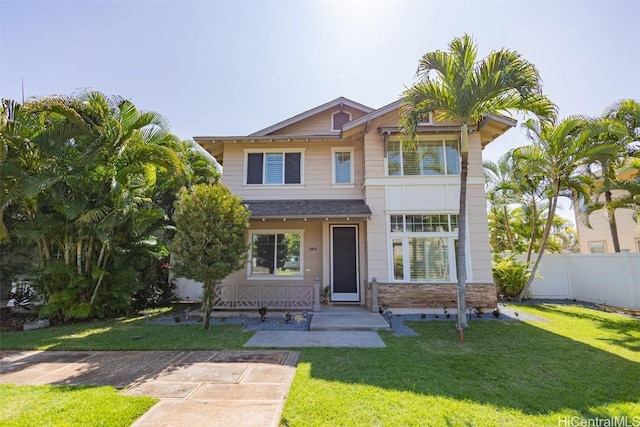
310 307 391 331
244 331 385 348
0 350 299 427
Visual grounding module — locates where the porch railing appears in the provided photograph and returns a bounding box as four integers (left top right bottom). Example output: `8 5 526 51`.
212 282 321 311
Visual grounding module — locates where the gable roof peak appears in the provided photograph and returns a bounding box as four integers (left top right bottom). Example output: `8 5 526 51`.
250 96 374 136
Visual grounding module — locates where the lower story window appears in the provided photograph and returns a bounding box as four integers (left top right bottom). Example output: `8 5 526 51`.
390 214 458 282
250 232 302 276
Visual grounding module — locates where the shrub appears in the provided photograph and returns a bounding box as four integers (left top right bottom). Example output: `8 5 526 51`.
492 254 538 299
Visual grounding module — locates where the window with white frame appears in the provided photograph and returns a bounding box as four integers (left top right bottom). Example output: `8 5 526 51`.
245 150 303 185
331 110 351 132
249 231 302 277
389 214 459 282
332 147 354 185
387 139 460 176
588 241 607 253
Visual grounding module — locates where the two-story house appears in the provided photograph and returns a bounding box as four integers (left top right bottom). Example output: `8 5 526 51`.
183 97 515 312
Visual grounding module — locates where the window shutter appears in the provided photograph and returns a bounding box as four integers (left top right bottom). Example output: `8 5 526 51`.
247 153 263 184
284 152 301 184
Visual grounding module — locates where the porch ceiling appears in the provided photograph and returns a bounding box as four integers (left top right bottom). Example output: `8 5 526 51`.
243 199 372 220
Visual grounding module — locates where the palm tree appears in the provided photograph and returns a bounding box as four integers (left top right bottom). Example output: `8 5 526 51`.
580 99 640 252
514 117 619 299
400 34 556 337
484 150 522 253
1 91 188 319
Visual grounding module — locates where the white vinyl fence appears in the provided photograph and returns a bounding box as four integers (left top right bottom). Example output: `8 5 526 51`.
526 253 640 310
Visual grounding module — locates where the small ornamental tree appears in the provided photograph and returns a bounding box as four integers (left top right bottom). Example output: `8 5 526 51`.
171 184 250 329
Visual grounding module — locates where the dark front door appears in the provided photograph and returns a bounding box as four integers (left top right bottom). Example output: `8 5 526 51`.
331 225 359 302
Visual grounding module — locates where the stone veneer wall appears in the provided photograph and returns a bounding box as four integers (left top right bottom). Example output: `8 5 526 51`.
365 283 497 309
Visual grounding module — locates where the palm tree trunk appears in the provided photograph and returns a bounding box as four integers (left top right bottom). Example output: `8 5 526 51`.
76 240 83 275
605 190 621 252
456 124 469 336
525 201 537 263
502 204 515 252
520 193 558 300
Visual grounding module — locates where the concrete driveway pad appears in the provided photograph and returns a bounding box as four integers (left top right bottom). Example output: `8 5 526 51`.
1 350 299 427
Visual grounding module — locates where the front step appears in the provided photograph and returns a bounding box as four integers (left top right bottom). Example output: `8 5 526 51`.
310 310 391 331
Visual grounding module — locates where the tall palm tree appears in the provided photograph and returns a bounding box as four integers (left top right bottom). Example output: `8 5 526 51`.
514 117 619 299
580 99 640 252
400 34 556 337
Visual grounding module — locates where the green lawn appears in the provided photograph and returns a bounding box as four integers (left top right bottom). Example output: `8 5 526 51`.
0 384 156 427
280 304 640 426
0 309 250 351
1 304 639 426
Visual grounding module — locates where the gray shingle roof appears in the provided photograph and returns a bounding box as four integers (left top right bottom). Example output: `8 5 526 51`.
243 199 372 219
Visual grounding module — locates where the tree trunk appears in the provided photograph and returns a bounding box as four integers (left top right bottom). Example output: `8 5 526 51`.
456 124 469 335
605 190 621 252
525 201 538 264
502 204 515 252
202 280 214 329
519 193 558 300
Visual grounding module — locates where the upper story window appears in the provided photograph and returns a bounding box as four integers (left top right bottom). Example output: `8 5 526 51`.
245 150 303 185
387 139 460 176
331 147 354 185
331 110 351 132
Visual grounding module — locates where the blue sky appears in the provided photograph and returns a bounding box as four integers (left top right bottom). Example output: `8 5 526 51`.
2 0 639 220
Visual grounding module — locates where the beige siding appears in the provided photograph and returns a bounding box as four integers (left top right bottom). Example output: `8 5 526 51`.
576 199 640 253
224 220 323 285
274 107 367 136
467 183 493 282
363 186 388 281
222 141 364 200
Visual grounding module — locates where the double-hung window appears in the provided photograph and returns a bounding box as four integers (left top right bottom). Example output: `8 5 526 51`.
246 150 303 185
331 147 354 185
387 139 460 176
249 231 303 277
390 213 459 282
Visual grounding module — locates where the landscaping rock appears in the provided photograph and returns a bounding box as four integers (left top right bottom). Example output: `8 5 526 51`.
23 318 50 331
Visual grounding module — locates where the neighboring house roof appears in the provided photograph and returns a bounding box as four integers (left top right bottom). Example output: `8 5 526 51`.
244 199 372 219
249 97 374 136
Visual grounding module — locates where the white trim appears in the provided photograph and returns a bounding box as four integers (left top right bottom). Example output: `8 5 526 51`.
385 213 470 283
331 147 355 185
243 148 306 186
247 229 305 278
330 225 360 302
330 110 352 133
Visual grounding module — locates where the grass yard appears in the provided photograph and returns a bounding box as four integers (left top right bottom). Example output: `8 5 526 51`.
0 384 156 427
0 309 249 351
280 304 640 426
1 304 639 426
